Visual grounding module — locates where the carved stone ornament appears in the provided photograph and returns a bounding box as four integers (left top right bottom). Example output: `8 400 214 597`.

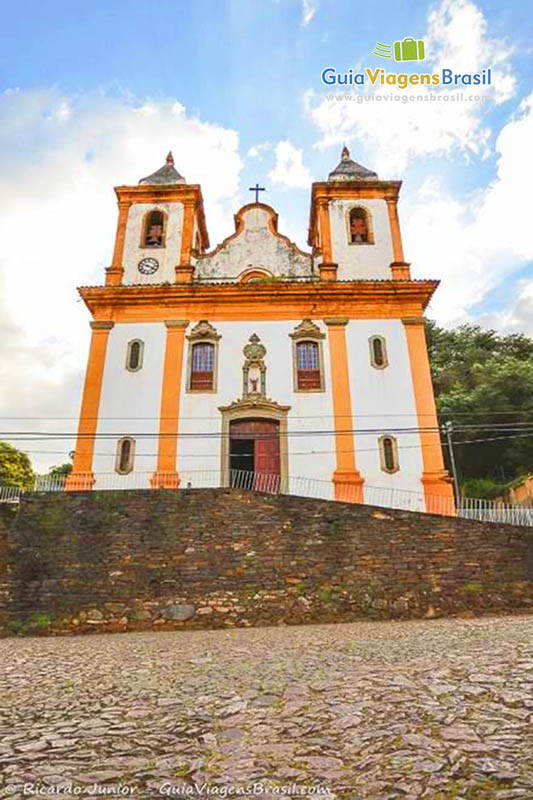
186 320 221 341
242 333 267 397
219 395 290 415
243 333 267 365
289 319 326 341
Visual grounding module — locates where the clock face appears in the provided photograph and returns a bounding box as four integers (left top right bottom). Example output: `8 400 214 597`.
138 257 159 275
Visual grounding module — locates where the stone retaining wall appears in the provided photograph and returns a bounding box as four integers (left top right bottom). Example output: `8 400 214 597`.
0 489 532 636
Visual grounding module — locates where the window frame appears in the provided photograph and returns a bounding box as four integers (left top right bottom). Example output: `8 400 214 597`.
125 338 144 372
186 320 221 394
140 208 168 249
290 320 326 393
368 335 388 370
115 436 136 475
379 435 400 474
347 205 375 246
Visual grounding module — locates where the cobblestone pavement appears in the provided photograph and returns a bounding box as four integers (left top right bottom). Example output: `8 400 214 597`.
1 616 533 800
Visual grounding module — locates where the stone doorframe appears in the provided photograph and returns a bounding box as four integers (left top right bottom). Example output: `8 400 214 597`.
218 395 291 488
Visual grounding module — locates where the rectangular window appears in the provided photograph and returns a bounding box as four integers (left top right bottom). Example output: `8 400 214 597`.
190 342 214 390
296 342 321 390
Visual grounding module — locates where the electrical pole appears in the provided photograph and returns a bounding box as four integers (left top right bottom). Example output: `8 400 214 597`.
443 421 461 504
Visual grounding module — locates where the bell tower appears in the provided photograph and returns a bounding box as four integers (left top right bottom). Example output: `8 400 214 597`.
106 152 209 287
308 146 410 281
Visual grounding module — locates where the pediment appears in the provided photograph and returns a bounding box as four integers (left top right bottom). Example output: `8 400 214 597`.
194 203 312 281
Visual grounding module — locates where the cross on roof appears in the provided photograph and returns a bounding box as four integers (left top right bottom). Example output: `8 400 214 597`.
249 183 265 204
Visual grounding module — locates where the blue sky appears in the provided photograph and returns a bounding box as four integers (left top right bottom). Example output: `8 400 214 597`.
0 0 532 470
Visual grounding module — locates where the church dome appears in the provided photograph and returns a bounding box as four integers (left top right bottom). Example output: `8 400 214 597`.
138 151 186 185
328 146 377 181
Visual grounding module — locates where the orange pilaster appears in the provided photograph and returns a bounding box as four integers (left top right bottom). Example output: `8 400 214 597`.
317 198 333 265
106 201 129 286
386 198 405 262
325 317 364 502
66 321 114 490
180 200 195 264
151 320 189 489
403 317 455 513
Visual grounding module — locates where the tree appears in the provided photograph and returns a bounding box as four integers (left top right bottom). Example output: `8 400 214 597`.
426 322 533 496
0 442 35 489
48 463 73 477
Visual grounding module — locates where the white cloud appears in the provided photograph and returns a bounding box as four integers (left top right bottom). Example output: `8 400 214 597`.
404 92 533 323
0 88 242 471
301 0 317 27
476 280 533 336
306 0 517 173
247 141 273 159
268 140 313 188
427 0 516 104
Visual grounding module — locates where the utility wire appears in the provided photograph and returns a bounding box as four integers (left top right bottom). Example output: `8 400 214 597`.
16 431 533 459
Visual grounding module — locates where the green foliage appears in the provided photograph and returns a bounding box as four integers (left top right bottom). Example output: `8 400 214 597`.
426 321 533 491
6 612 52 636
461 477 503 500
0 442 34 489
48 463 73 477
460 581 483 595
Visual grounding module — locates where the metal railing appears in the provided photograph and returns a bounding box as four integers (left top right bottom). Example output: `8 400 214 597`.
1 470 532 527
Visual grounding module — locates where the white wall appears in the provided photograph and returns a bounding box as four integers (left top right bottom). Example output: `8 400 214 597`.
122 202 183 285
177 320 336 488
93 323 165 488
330 198 393 279
194 207 312 280
91 318 424 498
344 320 424 498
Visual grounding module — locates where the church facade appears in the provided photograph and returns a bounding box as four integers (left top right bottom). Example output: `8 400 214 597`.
66 149 453 510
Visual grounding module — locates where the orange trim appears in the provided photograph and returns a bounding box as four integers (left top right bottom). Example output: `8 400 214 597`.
317 199 333 263
319 263 338 282
66 321 114 490
106 202 130 286
386 198 405 262
308 179 402 248
390 261 411 280
151 320 189 489
194 202 310 263
179 200 196 268
325 318 364 502
115 184 209 251
79 280 438 324
239 268 273 283
402 317 454 512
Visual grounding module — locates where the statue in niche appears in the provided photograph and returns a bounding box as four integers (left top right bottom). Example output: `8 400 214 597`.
242 333 267 397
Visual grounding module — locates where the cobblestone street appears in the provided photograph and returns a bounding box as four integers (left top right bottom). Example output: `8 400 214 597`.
1 616 532 799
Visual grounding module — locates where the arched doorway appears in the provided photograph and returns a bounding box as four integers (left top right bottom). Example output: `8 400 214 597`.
229 418 280 491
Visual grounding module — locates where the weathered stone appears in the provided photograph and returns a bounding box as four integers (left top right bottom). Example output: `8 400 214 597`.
161 604 195 621
86 608 103 621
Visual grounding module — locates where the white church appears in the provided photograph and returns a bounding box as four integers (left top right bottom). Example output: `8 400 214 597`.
66 148 453 510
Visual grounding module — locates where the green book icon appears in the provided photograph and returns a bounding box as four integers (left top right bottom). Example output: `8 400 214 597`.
393 37 425 61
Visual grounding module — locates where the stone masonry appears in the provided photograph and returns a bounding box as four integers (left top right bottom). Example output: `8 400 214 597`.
0 488 532 636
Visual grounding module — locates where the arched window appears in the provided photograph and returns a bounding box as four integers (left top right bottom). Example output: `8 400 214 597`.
142 210 166 248
190 342 215 390
369 335 388 369
296 341 321 390
126 339 144 372
116 437 135 475
348 207 373 245
379 435 399 474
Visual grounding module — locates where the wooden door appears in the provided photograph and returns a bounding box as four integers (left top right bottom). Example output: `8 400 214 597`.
229 419 281 491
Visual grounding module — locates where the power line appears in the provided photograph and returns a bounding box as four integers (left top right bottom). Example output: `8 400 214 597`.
16 431 533 460
0 410 533 420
